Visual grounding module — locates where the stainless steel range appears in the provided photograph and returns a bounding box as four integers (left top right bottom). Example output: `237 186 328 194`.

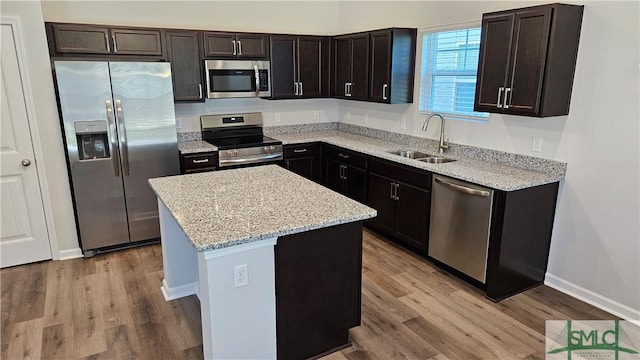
201 112 283 169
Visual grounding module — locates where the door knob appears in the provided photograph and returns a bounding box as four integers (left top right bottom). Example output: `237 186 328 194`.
21 159 31 166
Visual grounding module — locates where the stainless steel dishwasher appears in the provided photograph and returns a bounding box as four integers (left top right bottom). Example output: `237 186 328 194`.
428 175 494 283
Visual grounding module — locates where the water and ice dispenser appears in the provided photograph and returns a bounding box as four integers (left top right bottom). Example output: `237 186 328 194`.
75 121 110 160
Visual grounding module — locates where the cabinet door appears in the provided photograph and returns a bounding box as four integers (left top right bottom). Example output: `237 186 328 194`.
369 30 391 103
333 37 351 98
285 157 315 181
203 32 237 57
235 33 267 58
51 24 111 54
367 173 396 235
474 13 515 112
350 34 370 101
395 182 430 251
324 158 344 193
111 28 163 56
270 36 297 98
166 30 203 102
344 165 367 204
298 36 328 98
506 8 552 115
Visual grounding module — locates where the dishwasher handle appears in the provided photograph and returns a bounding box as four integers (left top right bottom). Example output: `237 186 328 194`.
434 177 491 197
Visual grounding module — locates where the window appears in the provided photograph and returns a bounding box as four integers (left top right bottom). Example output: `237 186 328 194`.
419 26 488 120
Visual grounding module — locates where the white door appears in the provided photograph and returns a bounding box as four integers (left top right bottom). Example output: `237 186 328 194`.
0 22 52 267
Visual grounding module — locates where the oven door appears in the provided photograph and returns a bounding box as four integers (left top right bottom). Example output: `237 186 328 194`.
205 60 271 98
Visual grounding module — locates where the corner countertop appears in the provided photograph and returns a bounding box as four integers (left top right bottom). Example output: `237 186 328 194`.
177 130 564 191
149 165 377 252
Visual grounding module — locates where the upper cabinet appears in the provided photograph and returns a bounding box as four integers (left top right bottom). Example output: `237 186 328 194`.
474 4 584 117
368 28 416 104
48 23 164 57
203 32 268 59
332 33 370 101
270 35 330 99
165 30 204 102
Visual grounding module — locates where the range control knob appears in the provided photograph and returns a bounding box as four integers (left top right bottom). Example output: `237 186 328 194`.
263 146 270 152
227 150 234 156
270 146 275 151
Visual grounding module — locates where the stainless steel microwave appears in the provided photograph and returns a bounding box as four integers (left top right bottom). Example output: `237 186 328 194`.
204 60 271 98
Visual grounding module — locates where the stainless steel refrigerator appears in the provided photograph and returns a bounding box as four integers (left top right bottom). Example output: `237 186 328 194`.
54 61 179 256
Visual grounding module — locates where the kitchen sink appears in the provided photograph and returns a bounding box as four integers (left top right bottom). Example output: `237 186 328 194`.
387 149 457 164
418 157 457 164
386 150 431 159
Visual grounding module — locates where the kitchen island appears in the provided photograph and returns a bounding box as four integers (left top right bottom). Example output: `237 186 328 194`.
149 165 376 360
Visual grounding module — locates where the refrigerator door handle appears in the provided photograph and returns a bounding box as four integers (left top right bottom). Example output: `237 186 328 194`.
115 99 130 176
105 99 120 177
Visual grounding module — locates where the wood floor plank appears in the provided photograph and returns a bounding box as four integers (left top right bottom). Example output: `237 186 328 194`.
13 262 47 323
5 318 43 360
104 323 142 359
1 269 20 355
71 272 107 358
40 322 73 359
43 260 74 326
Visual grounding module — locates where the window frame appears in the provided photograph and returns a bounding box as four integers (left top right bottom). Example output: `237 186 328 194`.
417 21 489 122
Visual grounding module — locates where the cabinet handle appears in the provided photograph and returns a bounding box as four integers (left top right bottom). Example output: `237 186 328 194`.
198 84 203 99
293 149 307 153
390 182 395 199
232 39 237 55
382 84 388 100
343 165 347 180
112 35 117 52
192 159 209 164
237 40 242 55
348 83 352 97
497 87 504 108
299 82 303 96
338 153 349 159
294 82 299 95
394 183 400 200
344 82 348 96
504 87 511 109
105 34 111 52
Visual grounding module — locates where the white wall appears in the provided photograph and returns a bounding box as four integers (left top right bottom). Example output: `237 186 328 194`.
1 1 79 254
337 1 640 319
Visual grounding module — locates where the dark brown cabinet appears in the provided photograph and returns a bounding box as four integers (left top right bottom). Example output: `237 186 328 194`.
166 30 204 102
332 33 370 100
48 23 164 57
179 152 217 174
474 4 584 117
323 145 367 204
270 35 330 98
283 142 321 182
203 32 267 59
366 158 431 252
368 28 417 104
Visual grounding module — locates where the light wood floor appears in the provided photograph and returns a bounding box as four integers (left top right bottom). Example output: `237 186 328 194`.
2 229 615 360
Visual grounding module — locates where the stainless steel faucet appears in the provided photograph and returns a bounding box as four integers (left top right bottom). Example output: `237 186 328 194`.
422 113 448 154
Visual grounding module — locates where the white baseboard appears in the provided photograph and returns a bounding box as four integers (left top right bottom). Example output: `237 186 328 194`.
58 247 83 260
545 273 640 321
161 278 198 301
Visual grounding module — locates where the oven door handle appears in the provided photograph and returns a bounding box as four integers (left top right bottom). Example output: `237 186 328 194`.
219 153 283 167
254 65 260 96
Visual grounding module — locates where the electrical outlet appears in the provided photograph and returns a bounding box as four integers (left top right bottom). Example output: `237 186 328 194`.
313 111 319 120
532 137 543 152
401 118 407 130
364 114 369 124
233 264 248 288
275 113 281 122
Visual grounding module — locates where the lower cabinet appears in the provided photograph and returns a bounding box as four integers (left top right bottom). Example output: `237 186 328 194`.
366 157 431 253
179 152 217 174
282 142 321 182
323 144 368 204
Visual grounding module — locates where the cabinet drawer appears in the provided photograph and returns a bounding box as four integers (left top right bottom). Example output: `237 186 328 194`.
368 157 431 190
323 144 367 169
181 152 217 173
284 143 319 158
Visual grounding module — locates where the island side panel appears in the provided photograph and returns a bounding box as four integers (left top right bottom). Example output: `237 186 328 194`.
158 199 198 300
198 238 278 360
275 221 364 360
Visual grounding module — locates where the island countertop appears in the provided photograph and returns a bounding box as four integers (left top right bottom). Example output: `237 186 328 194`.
149 165 377 252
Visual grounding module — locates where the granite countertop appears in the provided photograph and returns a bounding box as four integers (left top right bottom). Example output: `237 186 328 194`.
149 165 377 252
178 140 217 154
177 129 564 191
